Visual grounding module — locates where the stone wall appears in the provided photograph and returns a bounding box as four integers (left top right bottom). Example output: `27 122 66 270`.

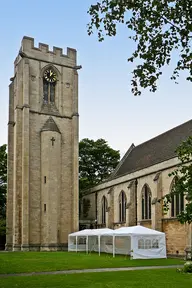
162 219 190 256
82 158 192 255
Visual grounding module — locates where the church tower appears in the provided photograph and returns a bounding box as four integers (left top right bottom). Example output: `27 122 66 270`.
6 36 80 251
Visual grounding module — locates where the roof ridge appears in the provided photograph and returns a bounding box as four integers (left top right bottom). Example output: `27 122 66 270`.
115 118 192 178
108 143 135 180
134 118 192 149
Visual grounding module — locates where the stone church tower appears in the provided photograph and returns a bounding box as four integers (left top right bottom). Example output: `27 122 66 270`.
6 36 80 251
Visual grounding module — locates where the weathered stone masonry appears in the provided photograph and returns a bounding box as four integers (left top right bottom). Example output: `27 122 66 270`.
6 36 79 251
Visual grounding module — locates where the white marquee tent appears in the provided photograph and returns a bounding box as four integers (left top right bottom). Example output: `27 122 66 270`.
112 226 166 259
68 228 114 254
68 226 167 259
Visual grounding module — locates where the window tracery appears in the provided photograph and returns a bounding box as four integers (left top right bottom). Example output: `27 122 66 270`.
142 184 151 220
119 191 127 222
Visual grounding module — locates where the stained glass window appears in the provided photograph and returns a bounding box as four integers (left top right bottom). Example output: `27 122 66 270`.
101 196 107 224
170 178 185 217
142 185 152 220
119 191 126 222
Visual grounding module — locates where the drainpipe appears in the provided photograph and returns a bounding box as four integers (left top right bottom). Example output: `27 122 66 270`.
95 191 98 229
135 179 138 225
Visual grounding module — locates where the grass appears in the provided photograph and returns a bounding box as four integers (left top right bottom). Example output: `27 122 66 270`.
0 252 184 274
0 269 192 288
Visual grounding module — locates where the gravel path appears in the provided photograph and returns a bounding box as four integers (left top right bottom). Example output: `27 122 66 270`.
0 265 183 278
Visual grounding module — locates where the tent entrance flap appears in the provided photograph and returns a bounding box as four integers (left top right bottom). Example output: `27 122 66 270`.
114 236 131 255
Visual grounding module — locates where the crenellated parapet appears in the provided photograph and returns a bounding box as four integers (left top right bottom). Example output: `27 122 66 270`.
15 36 77 66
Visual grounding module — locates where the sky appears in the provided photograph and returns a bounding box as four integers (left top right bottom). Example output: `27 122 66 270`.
0 0 192 157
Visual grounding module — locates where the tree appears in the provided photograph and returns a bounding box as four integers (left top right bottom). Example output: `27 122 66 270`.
87 0 192 95
163 137 192 224
79 138 120 191
79 138 120 217
0 144 7 237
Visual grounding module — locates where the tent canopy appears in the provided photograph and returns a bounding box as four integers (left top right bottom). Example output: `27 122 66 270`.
69 229 92 237
113 225 164 236
69 228 113 237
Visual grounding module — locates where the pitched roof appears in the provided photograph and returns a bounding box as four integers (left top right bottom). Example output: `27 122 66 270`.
113 119 192 178
41 117 61 134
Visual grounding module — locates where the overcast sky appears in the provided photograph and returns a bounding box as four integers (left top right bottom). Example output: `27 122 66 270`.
0 0 192 156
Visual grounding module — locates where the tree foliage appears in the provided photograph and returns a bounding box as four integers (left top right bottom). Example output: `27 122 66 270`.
79 138 120 193
87 0 192 95
0 218 6 237
79 138 120 218
163 136 192 224
0 144 7 219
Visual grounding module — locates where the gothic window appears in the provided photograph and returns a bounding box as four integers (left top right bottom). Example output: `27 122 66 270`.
43 67 57 104
142 184 151 220
101 196 107 224
50 82 56 102
43 79 48 102
119 191 127 223
170 177 184 217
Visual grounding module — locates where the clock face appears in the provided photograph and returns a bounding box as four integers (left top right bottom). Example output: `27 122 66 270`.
44 69 57 83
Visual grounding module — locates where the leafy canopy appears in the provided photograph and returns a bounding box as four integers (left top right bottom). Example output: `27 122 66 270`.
79 138 120 219
79 138 120 193
87 0 192 95
163 136 192 224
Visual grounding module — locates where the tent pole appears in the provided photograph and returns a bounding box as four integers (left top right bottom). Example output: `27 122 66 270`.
68 236 69 252
76 236 77 253
98 235 101 256
86 235 88 254
113 235 115 258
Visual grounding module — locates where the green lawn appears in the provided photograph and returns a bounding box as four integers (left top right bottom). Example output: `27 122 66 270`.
0 269 192 288
0 252 184 274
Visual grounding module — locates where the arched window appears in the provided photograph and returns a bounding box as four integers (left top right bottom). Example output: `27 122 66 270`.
170 177 184 217
119 191 127 223
141 184 151 220
101 196 107 224
43 67 57 103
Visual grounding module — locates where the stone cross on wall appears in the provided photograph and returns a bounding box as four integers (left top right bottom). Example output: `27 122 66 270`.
50 137 55 146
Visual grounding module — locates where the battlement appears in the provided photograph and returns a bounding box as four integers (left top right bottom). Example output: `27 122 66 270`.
19 36 76 63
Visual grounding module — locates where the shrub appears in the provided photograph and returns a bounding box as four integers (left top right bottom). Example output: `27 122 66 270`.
183 261 192 273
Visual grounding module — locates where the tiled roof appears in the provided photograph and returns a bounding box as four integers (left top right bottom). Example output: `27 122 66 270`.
113 119 192 178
